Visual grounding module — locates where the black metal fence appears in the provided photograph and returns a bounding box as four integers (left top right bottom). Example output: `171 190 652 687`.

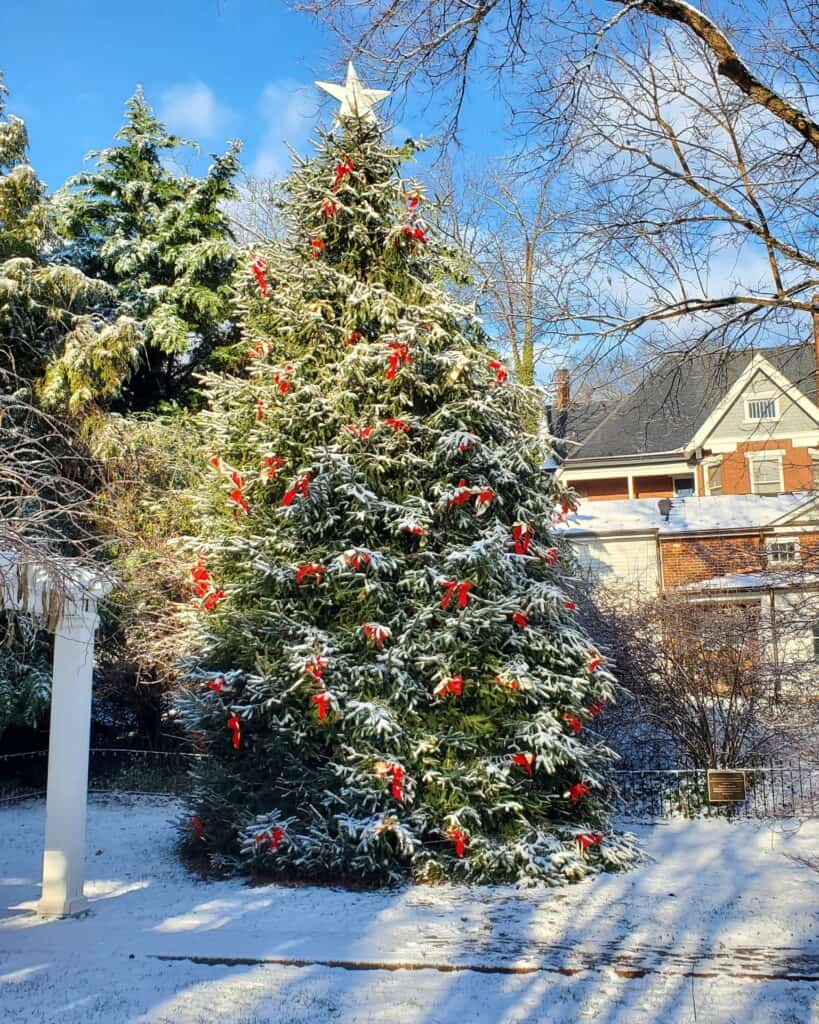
3 749 818 820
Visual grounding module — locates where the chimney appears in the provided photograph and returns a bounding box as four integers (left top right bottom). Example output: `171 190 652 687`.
555 368 570 411
814 293 819 404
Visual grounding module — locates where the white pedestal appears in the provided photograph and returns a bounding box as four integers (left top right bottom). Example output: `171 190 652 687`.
37 613 97 918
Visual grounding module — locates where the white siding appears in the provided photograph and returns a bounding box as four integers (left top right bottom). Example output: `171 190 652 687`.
571 535 659 598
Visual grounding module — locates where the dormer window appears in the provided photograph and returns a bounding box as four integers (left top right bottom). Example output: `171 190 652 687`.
745 397 778 421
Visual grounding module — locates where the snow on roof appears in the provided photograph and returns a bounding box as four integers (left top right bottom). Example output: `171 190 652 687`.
556 491 817 536
678 570 819 592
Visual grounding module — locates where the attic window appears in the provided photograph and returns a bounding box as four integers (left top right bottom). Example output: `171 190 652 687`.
745 398 778 421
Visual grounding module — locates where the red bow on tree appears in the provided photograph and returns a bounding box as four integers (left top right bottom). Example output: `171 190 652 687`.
562 712 582 735
446 826 467 857
344 549 370 571
512 611 529 629
304 657 329 682
322 199 339 218
587 700 606 718
577 832 605 850
495 674 521 691
488 360 507 383
332 156 355 190
191 557 211 597
474 488 494 515
512 524 533 555
250 255 268 297
206 678 224 693
384 417 410 432
311 238 325 259
272 367 292 395
401 525 424 536
312 692 333 722
346 424 374 441
386 763 405 800
386 342 411 380
458 437 475 452
543 548 559 565
227 715 241 750
295 563 324 585
255 399 266 422
434 675 463 698
401 225 427 244
256 826 285 852
406 192 420 211
347 330 363 345
282 472 311 506
561 502 578 516
248 340 272 360
511 753 535 776
588 653 604 673
363 623 392 648
567 782 591 804
229 487 249 517
449 479 472 508
565 600 577 611
202 589 226 612
440 580 471 610
262 455 286 480
191 816 206 840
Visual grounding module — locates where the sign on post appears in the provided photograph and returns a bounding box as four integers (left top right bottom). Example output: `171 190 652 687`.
707 770 747 803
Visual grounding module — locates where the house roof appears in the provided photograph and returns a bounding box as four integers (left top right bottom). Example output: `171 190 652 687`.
554 343 818 462
678 570 819 593
556 491 818 537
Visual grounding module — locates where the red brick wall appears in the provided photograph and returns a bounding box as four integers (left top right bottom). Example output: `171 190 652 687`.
701 439 814 495
565 477 629 501
662 530 819 587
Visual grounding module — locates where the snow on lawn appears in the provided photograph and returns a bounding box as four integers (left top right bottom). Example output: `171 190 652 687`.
2 798 819 1023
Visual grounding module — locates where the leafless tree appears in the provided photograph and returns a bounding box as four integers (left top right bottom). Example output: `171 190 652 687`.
299 1 819 361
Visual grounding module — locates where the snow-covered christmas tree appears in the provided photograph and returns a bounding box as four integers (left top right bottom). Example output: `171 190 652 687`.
178 65 636 884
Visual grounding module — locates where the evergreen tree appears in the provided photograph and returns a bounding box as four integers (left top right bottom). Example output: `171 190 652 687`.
178 98 636 884
48 88 241 410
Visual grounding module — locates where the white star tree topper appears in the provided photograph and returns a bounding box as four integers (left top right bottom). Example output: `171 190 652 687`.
315 62 390 123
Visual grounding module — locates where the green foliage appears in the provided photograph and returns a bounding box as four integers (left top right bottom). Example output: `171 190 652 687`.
53 88 241 409
0 616 50 736
178 116 637 885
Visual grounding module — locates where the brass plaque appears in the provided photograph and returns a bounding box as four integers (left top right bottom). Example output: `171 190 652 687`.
707 770 747 803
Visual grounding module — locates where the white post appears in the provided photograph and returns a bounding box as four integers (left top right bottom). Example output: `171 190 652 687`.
36 607 98 917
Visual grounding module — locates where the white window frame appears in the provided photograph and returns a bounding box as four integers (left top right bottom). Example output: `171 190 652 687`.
766 538 800 565
745 450 785 495
743 394 779 424
672 474 696 497
702 457 724 496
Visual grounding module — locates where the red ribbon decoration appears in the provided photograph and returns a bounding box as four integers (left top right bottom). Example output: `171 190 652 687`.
588 653 604 673
202 589 226 612
567 782 591 804
474 488 494 515
255 826 285 852
562 502 578 516
205 678 224 693
577 832 605 850
332 156 355 190
543 547 558 565
262 455 285 480
435 675 463 698
447 826 467 857
248 340 271 360
250 255 268 297
312 692 332 722
512 524 533 555
347 330 363 345
401 225 427 244
565 600 577 610
304 657 329 682
511 753 535 776
295 563 325 585
191 557 210 597
227 714 241 750
311 238 325 259
440 580 472 610
387 763 404 800
344 549 370 571
587 699 606 718
282 472 311 506
322 199 339 218
401 525 424 536
346 424 374 441
449 479 472 508
512 611 529 629
386 342 411 380
495 675 521 691
384 417 410 432
272 366 293 394
255 399 266 422
191 816 206 840
229 487 249 517
562 712 582 735
406 192 420 211
488 360 507 383
363 623 391 648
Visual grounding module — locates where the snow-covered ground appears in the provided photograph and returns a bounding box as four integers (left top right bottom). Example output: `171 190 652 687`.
2 798 819 1023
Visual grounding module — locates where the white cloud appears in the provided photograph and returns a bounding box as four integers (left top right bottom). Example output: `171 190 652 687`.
159 82 232 141
251 81 317 180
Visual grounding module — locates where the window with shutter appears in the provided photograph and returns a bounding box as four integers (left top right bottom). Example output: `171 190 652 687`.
750 457 781 494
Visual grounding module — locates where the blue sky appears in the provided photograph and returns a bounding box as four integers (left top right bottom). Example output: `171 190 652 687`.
2 0 506 191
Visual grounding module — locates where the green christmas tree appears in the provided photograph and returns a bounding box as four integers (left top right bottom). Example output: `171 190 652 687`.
178 69 636 884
